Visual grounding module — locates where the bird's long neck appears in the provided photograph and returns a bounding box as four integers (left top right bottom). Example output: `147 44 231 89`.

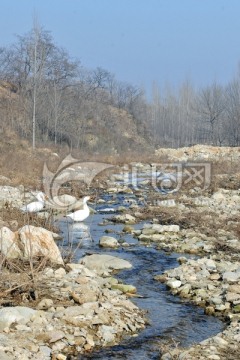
36 195 45 203
83 202 88 210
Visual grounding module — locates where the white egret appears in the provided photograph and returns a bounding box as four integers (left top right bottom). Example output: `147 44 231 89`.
66 196 91 222
21 192 47 213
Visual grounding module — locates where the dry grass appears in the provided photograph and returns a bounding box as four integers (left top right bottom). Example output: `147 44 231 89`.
158 338 186 359
0 257 65 308
0 202 57 232
0 128 160 189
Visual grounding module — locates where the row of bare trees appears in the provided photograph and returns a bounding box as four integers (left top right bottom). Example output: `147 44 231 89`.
1 24 240 152
149 75 240 148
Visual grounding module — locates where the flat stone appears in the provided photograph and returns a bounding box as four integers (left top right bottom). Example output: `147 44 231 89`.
0 307 36 331
48 330 65 343
79 254 132 275
97 325 116 345
142 228 156 235
39 345 52 357
222 271 240 283
208 355 221 360
211 297 223 305
152 224 180 233
111 283 137 294
226 292 240 302
209 273 221 281
213 336 228 347
228 284 240 294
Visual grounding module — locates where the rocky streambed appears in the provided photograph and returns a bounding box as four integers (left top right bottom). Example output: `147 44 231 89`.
0 152 240 359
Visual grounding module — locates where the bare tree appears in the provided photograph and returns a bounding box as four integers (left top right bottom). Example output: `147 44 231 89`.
225 79 240 146
194 82 225 145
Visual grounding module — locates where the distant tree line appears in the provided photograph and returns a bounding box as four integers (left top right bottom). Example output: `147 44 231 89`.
0 24 240 152
149 78 240 148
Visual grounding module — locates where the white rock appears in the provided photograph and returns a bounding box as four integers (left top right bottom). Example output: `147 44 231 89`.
152 224 180 233
222 271 240 283
157 199 176 207
213 336 228 347
166 279 182 289
0 307 36 331
99 236 119 248
97 325 116 345
205 259 217 271
18 225 63 264
0 227 22 259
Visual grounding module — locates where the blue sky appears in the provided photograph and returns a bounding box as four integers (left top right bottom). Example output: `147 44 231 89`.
1 0 240 96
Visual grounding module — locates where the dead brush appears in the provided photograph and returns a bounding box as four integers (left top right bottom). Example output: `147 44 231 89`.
1 202 58 233
217 345 240 360
138 204 205 230
0 254 60 307
159 338 187 359
210 160 240 191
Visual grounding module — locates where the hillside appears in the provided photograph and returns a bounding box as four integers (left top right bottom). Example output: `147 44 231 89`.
0 81 152 155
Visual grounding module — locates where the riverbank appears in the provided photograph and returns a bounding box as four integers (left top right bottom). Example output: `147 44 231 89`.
101 154 240 359
0 259 145 360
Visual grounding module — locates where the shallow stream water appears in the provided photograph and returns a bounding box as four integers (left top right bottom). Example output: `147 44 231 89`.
58 194 224 359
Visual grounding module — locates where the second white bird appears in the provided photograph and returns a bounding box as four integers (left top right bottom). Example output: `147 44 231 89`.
66 196 91 222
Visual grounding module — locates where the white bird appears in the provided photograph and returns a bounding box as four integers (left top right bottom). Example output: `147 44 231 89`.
21 192 46 213
66 196 91 222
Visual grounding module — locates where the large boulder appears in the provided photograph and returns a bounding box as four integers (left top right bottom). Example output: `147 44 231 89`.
18 225 63 264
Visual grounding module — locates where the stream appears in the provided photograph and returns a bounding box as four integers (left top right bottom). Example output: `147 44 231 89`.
58 193 224 359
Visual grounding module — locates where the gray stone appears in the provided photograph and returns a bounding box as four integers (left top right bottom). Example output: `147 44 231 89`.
222 271 240 283
205 259 217 272
99 236 119 248
166 279 182 289
48 330 65 343
97 325 116 345
39 345 52 358
79 254 132 275
0 306 36 331
226 292 240 302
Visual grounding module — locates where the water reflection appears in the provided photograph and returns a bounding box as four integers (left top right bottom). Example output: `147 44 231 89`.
61 221 92 246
